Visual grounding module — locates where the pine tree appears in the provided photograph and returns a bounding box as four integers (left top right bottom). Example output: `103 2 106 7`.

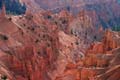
0 0 26 15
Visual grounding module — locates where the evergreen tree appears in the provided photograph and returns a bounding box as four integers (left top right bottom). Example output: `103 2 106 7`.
0 0 26 15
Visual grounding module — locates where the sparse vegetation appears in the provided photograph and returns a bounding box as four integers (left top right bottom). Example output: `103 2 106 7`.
112 26 120 31
0 34 8 40
1 75 7 80
94 36 97 40
75 41 79 45
66 6 70 12
35 39 39 43
8 17 12 21
71 29 74 34
47 15 52 19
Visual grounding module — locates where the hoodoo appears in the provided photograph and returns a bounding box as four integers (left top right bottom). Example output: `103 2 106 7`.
0 0 120 80
0 1 6 18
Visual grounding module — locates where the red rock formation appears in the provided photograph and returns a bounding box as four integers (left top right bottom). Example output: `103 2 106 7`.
0 2 6 18
0 42 59 80
87 29 119 54
0 4 120 80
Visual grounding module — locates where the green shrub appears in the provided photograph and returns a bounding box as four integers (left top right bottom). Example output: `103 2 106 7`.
1 75 7 80
0 0 26 15
112 26 120 31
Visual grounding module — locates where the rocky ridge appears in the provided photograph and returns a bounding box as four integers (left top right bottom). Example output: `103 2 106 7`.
0 3 120 80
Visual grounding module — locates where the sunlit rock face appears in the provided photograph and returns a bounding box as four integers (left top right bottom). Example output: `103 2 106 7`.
87 29 120 54
1 45 56 80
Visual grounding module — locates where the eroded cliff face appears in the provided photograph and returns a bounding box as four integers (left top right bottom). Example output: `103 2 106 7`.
0 9 79 80
54 30 120 80
0 5 120 80
87 29 120 54
22 0 120 29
